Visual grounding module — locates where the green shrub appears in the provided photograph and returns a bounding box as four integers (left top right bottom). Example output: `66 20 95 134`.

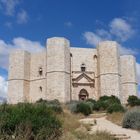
0 103 62 140
93 96 121 111
36 99 63 114
76 102 92 116
127 95 140 106
100 95 121 104
47 104 63 114
36 98 47 103
66 100 82 113
85 101 94 111
47 99 61 106
107 103 125 113
122 107 140 130
93 100 109 111
99 96 110 101
86 98 96 104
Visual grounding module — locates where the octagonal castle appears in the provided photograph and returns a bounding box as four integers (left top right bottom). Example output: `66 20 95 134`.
8 37 138 104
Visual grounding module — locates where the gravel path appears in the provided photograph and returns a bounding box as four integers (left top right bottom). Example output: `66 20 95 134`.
80 117 140 140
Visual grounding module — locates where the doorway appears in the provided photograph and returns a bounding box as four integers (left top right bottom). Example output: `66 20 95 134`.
79 89 88 101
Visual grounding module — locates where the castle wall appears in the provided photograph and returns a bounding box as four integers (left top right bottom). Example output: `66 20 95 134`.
120 55 138 104
72 86 95 100
97 41 121 98
70 48 98 100
70 47 97 72
8 50 30 104
7 37 138 104
46 37 71 102
29 52 47 102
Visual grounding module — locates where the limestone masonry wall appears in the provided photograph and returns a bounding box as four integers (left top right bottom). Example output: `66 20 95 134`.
120 55 137 104
8 37 138 104
46 37 70 103
8 50 30 104
97 41 121 98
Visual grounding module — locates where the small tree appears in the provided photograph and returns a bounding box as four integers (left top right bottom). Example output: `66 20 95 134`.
127 95 140 106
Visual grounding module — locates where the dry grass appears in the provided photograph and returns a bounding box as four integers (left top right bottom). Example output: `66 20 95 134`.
59 107 117 140
74 131 117 140
106 112 124 126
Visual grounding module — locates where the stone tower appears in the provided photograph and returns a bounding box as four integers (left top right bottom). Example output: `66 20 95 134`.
120 55 137 104
8 50 30 104
46 37 71 102
97 41 121 98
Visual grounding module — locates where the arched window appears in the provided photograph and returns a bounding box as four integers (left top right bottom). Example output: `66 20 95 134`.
39 86 42 92
81 63 86 72
93 55 97 59
39 67 43 76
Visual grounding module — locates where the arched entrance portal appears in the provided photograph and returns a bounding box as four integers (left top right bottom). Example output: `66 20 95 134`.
79 89 89 101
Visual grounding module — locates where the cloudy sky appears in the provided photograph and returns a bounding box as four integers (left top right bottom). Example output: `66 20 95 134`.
0 0 140 98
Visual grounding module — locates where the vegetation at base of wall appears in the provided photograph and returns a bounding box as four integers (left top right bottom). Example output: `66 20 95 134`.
0 102 62 140
67 96 125 115
67 101 92 116
76 102 93 116
127 95 140 107
122 107 140 130
66 100 82 113
87 96 124 114
36 98 63 113
107 103 125 113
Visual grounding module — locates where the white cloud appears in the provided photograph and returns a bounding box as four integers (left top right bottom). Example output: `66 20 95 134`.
0 0 19 16
0 37 44 70
83 31 137 56
64 21 73 27
119 45 137 55
110 18 135 42
0 75 7 98
96 29 111 39
83 31 102 46
83 17 137 55
17 9 28 24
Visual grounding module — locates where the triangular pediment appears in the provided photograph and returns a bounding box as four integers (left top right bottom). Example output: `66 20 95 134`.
72 73 94 83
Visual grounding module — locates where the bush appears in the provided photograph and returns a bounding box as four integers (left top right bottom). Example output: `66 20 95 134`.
122 107 140 130
93 96 121 111
76 102 92 116
0 103 62 140
107 103 125 113
127 95 140 106
36 98 47 103
93 99 110 111
36 99 63 113
66 100 82 113
86 98 96 104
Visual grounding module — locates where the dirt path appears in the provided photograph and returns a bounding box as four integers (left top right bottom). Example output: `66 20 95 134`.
80 117 140 140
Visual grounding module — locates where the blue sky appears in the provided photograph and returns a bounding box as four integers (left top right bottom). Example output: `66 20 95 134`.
0 0 140 98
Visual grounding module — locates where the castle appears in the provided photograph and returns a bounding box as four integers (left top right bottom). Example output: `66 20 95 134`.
8 37 138 104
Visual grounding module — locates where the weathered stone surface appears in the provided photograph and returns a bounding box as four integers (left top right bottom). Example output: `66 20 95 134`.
8 37 138 104
120 55 137 104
